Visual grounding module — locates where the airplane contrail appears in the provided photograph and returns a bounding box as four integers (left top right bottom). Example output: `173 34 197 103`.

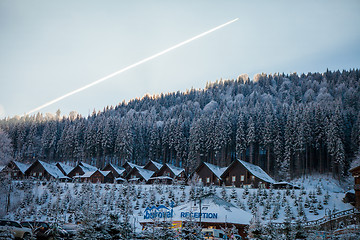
26 18 239 115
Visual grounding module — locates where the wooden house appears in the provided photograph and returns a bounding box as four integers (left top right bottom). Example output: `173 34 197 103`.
102 163 125 178
143 160 163 173
349 165 360 209
1 161 30 179
55 162 74 176
125 166 154 183
220 159 276 188
74 170 114 183
155 163 186 182
25 160 67 181
122 161 143 177
192 162 227 186
67 162 98 178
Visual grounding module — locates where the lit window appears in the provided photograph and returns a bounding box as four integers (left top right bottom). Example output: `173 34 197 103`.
232 176 236 182
39 172 42 176
240 175 244 181
251 176 255 181
199 178 202 182
206 177 210 183
13 172 17 176
33 173 36 176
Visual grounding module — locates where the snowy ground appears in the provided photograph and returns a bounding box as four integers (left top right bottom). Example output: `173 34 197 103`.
0 174 355 233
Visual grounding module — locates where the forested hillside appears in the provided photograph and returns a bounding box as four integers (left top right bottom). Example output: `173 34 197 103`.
1 69 360 180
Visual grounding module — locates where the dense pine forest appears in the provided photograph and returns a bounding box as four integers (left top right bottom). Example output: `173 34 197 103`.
1 69 360 181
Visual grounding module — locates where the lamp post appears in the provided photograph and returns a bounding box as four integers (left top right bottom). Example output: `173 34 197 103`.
325 208 332 238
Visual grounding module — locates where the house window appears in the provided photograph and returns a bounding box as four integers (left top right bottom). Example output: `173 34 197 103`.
199 178 202 183
13 172 17 176
251 176 255 181
232 176 236 182
33 173 36 176
39 172 42 177
240 175 244 181
206 177 210 183
165 172 170 177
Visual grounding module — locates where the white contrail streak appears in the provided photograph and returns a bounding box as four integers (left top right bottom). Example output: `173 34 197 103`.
26 18 239 115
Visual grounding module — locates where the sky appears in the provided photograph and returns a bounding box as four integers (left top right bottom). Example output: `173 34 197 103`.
1 0 360 119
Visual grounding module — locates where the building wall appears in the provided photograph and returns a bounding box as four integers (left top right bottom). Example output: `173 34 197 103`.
144 163 160 173
68 166 85 178
26 162 52 181
90 171 104 183
196 165 221 186
3 163 25 179
222 161 268 188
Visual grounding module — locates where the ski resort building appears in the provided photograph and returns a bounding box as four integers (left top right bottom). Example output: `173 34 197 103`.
139 194 252 238
73 170 115 183
55 162 74 176
25 160 67 181
122 161 144 177
220 159 276 188
1 161 30 179
102 163 125 178
191 162 227 186
350 165 360 209
67 162 98 178
143 160 163 173
125 166 155 183
154 163 186 182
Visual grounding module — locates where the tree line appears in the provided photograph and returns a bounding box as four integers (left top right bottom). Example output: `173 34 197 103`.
1 69 359 180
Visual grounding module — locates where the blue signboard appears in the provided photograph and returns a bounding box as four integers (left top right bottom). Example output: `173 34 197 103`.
144 203 174 220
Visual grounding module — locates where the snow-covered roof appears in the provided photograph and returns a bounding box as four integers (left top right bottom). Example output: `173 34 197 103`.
0 165 5 172
238 159 276 184
140 194 252 225
38 160 65 178
203 162 227 179
99 170 112 177
149 160 163 171
79 162 98 172
148 176 174 181
13 161 30 174
127 162 143 169
115 177 126 182
73 171 95 178
135 167 155 181
56 162 74 175
108 163 125 175
165 163 185 177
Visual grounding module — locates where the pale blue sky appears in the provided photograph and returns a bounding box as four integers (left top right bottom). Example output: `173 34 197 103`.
1 0 360 118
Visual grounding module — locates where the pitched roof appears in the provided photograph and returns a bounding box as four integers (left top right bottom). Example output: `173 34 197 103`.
238 159 276 184
148 160 163 171
79 162 98 172
108 163 125 175
38 160 66 178
203 162 227 180
133 166 155 181
165 163 185 177
56 162 74 175
0 166 5 172
13 161 30 174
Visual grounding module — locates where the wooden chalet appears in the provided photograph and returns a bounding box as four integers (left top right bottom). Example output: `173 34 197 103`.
121 161 144 178
1 161 30 179
221 159 276 188
102 163 125 178
349 165 360 209
67 162 98 178
143 160 163 173
25 160 67 181
155 163 186 182
55 162 74 176
125 166 154 183
73 170 114 183
192 162 227 186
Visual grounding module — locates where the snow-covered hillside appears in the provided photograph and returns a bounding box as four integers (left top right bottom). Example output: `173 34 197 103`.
1 174 354 235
